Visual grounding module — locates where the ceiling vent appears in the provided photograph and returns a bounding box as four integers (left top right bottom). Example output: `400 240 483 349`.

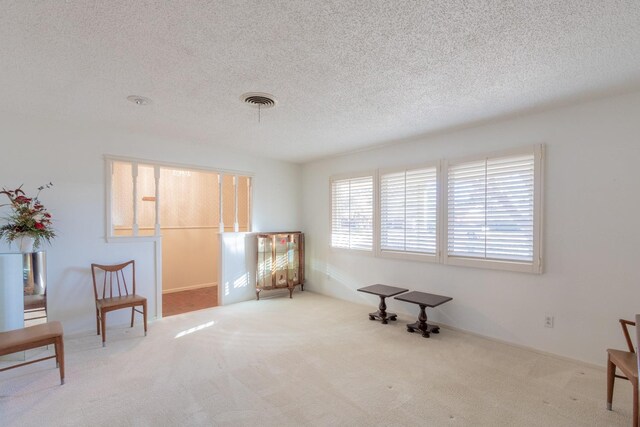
127 95 152 106
241 92 276 109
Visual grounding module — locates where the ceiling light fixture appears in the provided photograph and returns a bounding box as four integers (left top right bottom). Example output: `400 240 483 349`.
127 95 152 106
241 92 276 123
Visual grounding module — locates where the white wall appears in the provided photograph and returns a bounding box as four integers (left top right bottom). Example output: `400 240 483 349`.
162 228 218 293
218 233 257 306
0 112 301 334
301 91 640 366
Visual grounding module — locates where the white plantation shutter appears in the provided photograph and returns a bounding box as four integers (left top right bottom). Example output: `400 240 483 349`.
380 167 437 256
447 160 487 258
486 155 534 261
331 175 373 250
447 149 539 268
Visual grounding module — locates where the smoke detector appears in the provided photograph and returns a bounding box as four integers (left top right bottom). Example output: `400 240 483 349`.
127 95 152 106
241 92 276 109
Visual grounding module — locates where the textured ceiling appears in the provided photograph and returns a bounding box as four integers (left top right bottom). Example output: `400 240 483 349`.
1 1 640 163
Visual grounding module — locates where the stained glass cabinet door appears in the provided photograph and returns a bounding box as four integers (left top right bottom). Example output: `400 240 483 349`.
255 232 304 300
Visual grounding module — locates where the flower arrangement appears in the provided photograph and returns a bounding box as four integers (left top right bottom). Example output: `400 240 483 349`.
0 183 56 249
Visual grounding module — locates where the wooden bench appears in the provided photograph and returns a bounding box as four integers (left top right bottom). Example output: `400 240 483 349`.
0 321 65 385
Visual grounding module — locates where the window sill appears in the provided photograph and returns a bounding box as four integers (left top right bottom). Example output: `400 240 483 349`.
106 236 161 244
377 250 438 263
444 256 542 274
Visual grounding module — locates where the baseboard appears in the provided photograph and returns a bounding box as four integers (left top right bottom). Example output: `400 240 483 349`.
434 322 605 371
162 282 217 294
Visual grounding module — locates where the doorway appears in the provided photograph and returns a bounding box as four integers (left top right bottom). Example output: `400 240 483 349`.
158 168 218 316
159 168 252 317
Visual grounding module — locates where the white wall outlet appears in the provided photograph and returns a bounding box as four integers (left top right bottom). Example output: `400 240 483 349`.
544 315 554 328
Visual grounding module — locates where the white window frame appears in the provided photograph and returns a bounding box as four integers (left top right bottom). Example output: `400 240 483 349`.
105 155 253 243
442 145 544 274
376 161 441 263
329 171 376 253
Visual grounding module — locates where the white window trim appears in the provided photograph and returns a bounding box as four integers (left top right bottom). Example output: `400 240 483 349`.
329 171 377 254
375 161 441 263
442 144 544 274
328 145 545 274
105 155 254 243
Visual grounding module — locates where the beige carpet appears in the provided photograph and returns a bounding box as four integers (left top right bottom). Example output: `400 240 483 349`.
0 291 632 426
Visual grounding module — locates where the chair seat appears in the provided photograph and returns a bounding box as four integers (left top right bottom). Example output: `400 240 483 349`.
608 348 639 381
0 321 63 353
97 294 146 309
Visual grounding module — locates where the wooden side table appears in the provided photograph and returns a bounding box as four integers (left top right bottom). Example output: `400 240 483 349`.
357 284 408 324
394 291 452 338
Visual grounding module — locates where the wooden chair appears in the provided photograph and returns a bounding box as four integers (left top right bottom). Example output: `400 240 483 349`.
91 260 147 347
607 314 640 427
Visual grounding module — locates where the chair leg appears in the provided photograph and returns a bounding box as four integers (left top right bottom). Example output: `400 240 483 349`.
607 354 615 410
55 336 65 385
143 301 147 337
634 380 639 427
101 309 107 347
130 307 135 328
96 308 101 335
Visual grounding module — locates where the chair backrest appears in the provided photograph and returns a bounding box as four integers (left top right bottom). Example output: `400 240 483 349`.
636 315 640 369
619 318 637 353
91 260 136 301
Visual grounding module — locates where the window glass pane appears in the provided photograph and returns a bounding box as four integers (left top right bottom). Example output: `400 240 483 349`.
447 153 535 263
112 161 133 236
159 168 218 228
448 160 486 258
237 176 251 231
108 159 252 239
485 155 534 261
380 167 437 255
380 171 406 251
138 164 156 236
331 176 373 251
222 175 235 231
331 180 350 248
349 177 373 250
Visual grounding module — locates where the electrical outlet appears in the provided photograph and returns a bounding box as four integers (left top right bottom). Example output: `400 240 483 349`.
544 315 554 328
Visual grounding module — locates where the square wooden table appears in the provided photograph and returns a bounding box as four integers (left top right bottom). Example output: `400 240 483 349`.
394 291 452 338
357 284 408 324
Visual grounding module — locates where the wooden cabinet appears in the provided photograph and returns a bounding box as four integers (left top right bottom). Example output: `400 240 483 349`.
256 232 304 299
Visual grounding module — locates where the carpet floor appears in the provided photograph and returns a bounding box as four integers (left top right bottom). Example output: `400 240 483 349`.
0 291 632 426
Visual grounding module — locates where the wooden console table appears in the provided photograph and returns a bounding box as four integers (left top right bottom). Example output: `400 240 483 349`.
357 284 408 324
394 291 452 338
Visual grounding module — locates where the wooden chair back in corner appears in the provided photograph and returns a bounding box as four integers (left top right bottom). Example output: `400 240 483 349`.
620 318 637 353
636 314 640 371
91 260 136 301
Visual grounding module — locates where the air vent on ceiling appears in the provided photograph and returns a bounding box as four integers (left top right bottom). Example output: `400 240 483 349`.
241 92 276 109
127 95 152 106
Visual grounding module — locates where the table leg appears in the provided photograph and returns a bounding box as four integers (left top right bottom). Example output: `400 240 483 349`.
406 304 440 338
368 296 397 324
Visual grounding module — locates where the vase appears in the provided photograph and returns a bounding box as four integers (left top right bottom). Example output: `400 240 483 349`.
18 236 35 253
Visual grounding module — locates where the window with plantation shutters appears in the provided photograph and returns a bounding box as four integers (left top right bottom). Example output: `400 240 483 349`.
331 175 373 251
379 165 438 259
444 146 543 273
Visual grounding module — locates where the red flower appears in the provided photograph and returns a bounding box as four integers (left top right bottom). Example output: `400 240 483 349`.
35 222 44 230
44 213 51 218
14 196 31 204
